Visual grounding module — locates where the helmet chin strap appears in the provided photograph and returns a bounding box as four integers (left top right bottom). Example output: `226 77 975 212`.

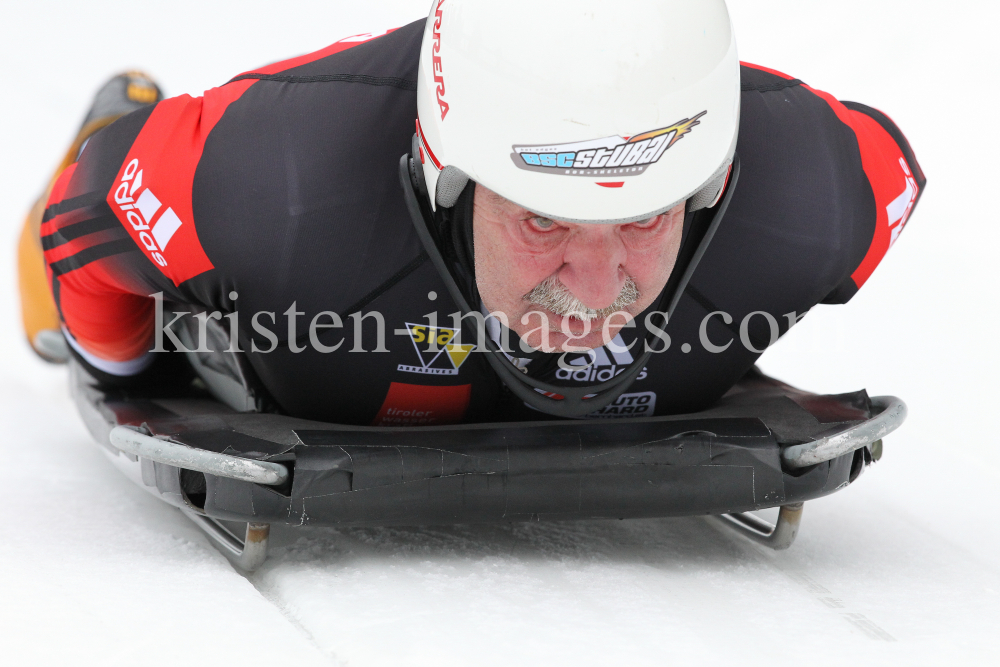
398 149 741 418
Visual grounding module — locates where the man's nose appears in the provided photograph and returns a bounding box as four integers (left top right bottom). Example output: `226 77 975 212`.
557 227 627 309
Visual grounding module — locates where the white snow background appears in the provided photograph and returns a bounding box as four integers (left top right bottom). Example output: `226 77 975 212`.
1 1 997 665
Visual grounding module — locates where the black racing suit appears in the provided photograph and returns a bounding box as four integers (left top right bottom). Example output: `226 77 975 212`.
41 20 925 426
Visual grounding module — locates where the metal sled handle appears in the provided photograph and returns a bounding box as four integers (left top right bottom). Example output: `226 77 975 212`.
109 426 289 486
781 396 907 469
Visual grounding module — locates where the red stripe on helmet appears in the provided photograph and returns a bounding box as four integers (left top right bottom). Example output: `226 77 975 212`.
415 118 443 170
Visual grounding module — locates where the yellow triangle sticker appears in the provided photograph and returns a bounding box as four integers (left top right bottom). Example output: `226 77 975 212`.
446 344 475 369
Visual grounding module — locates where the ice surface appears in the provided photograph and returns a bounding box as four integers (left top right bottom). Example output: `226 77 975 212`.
1 1 998 665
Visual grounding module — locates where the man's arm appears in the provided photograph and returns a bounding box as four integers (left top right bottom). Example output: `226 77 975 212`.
39 31 404 383
41 107 171 380
802 85 926 303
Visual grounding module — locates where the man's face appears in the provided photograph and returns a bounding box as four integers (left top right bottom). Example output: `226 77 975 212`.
472 184 685 353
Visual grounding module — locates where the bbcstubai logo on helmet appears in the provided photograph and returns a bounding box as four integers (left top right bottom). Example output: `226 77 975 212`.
511 111 706 177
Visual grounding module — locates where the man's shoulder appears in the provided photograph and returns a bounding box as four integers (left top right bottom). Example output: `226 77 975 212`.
739 62 807 93
688 64 884 318
731 63 923 304
227 19 424 85
186 21 427 300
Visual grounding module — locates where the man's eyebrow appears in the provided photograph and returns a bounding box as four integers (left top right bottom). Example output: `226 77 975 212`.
481 187 534 220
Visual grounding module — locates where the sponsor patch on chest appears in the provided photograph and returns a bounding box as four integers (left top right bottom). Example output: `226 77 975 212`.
584 391 657 418
372 382 471 426
397 322 474 376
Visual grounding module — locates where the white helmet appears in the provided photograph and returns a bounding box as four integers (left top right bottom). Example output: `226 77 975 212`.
415 0 740 223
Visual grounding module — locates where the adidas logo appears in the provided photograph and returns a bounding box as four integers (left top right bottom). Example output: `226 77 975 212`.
554 335 648 383
112 158 183 267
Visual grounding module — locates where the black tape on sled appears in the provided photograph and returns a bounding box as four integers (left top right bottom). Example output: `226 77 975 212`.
74 363 865 528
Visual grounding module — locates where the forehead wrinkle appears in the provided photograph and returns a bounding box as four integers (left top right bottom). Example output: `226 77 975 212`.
480 186 531 221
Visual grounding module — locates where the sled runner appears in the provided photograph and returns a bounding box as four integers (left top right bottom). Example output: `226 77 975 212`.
70 320 906 571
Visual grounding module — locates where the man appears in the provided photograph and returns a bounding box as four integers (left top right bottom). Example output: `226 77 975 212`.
20 0 924 426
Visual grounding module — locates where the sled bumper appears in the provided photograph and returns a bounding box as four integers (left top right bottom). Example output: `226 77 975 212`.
74 365 887 528
270 419 852 526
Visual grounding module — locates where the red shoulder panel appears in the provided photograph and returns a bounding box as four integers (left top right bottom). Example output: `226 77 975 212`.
106 97 218 286
47 162 77 205
804 87 920 289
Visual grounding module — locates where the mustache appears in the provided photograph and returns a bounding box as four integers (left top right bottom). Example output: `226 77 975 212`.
523 275 640 321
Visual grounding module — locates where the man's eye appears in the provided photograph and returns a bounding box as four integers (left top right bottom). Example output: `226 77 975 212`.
630 216 660 229
531 217 556 230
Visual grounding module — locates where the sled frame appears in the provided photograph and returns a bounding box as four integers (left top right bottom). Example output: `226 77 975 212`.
180 508 271 572
711 503 804 550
